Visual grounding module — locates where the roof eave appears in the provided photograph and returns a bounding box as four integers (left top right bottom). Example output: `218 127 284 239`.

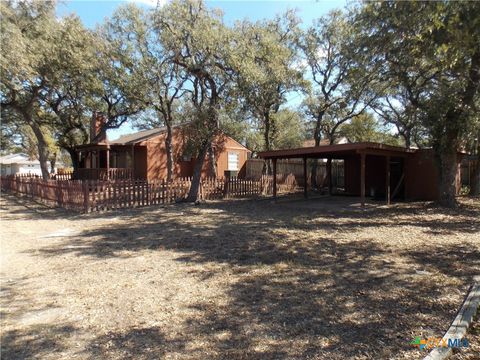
258 142 416 159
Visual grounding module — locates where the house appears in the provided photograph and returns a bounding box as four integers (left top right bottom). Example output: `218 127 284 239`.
0 153 43 176
74 115 251 180
258 142 465 202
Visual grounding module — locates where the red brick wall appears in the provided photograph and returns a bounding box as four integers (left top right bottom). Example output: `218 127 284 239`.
142 128 250 180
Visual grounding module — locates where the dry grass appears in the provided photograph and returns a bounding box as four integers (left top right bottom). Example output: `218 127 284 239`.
1 192 479 359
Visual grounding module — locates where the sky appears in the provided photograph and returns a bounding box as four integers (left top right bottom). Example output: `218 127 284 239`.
57 0 346 28
56 0 347 139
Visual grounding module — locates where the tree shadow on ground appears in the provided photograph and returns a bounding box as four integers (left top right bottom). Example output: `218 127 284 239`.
12 196 480 358
83 327 184 360
0 192 80 221
1 277 77 359
1 324 77 359
402 243 480 279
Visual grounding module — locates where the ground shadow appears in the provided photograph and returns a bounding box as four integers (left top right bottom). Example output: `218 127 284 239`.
7 195 480 358
1 324 77 359
83 327 184 360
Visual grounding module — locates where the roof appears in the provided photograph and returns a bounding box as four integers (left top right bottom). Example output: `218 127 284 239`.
258 142 416 159
110 127 169 145
77 124 251 152
0 153 40 165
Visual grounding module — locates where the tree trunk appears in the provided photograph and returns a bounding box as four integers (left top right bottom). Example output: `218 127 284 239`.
435 145 458 208
310 134 321 189
50 154 56 174
404 128 411 149
165 122 174 181
434 107 464 208
186 140 209 202
67 147 79 170
262 112 272 175
207 144 217 177
29 122 50 180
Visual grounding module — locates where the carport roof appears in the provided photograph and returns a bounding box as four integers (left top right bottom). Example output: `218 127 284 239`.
257 142 416 159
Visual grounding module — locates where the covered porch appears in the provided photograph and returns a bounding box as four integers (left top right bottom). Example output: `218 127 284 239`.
74 143 147 180
258 142 415 207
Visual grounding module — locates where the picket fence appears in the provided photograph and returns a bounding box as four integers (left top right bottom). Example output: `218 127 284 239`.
0 174 298 213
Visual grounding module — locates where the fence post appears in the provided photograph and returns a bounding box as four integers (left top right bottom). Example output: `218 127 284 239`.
162 179 165 204
146 180 150 206
82 181 89 213
223 174 230 199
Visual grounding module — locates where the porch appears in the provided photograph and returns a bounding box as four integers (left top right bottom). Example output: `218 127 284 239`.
73 168 133 180
74 143 147 180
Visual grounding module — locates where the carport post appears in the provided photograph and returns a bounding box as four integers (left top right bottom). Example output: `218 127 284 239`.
303 156 308 198
327 157 333 195
360 152 366 207
386 155 391 205
272 158 277 199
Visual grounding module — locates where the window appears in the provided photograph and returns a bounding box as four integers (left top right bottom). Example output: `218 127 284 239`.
227 152 239 171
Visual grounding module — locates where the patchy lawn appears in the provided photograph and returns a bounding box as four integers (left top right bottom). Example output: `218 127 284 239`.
1 192 479 359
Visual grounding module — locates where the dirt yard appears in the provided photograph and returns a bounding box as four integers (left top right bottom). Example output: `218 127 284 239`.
1 192 479 359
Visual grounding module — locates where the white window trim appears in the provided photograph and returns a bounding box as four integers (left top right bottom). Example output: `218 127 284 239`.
227 152 239 171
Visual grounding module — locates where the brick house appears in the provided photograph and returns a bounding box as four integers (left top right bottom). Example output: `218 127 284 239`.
74 116 251 180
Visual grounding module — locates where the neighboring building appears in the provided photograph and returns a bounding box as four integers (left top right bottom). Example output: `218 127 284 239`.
302 137 348 147
0 153 43 176
74 115 251 180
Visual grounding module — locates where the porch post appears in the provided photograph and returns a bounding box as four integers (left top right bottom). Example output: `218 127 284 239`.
131 145 135 179
272 158 277 200
303 156 308 199
360 152 366 207
386 155 391 205
106 148 110 180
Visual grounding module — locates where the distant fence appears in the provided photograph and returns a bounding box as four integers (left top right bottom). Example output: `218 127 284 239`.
245 158 344 188
53 172 74 181
461 157 478 187
11 172 74 181
1 174 298 213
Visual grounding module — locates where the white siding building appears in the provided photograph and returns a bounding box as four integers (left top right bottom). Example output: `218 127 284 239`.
0 154 43 176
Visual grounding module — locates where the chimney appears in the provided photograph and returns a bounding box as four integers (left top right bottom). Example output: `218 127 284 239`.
90 112 108 144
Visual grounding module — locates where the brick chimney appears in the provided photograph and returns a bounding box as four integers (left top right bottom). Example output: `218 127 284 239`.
90 112 108 144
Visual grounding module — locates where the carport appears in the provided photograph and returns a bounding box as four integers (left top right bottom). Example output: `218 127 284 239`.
258 142 416 207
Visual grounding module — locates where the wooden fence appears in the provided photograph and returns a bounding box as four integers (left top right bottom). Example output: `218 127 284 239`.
245 158 345 188
460 157 478 187
1 174 298 213
1 176 86 211
11 172 74 181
